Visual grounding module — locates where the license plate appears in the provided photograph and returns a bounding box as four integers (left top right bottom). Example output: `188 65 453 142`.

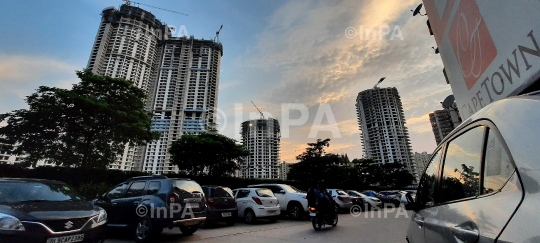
186 203 199 208
46 234 84 243
309 213 316 217
267 210 277 214
221 212 232 217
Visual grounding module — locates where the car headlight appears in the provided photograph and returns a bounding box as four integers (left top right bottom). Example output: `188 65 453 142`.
93 208 107 227
0 213 25 231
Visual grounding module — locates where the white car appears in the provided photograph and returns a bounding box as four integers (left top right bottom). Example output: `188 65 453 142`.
232 188 280 223
347 190 382 209
248 184 308 220
327 189 353 212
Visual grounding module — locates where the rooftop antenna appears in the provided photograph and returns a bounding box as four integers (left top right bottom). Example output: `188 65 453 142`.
251 101 265 119
411 3 426 16
214 25 223 43
374 77 386 89
123 0 188 16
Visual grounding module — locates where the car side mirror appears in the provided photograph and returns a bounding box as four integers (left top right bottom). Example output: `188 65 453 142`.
404 193 420 211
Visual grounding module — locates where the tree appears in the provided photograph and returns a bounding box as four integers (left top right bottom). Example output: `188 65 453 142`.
288 139 342 185
0 69 158 169
168 132 250 177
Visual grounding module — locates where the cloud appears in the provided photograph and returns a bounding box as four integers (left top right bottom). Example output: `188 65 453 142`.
0 55 80 114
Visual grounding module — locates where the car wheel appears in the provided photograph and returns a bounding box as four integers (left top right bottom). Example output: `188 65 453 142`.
244 209 256 223
334 204 340 213
134 217 154 243
179 225 199 235
288 203 304 220
332 213 338 227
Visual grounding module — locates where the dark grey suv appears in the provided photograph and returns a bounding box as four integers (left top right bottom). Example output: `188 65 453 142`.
405 95 540 243
93 175 206 242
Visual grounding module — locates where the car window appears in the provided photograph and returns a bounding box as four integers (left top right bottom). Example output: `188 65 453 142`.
174 180 203 194
107 183 128 200
337 190 347 196
256 189 274 197
237 190 250 198
213 187 233 198
232 189 238 197
417 150 441 207
483 129 515 194
147 181 160 194
125 182 146 198
223 187 234 197
440 126 485 203
263 185 282 194
0 182 84 204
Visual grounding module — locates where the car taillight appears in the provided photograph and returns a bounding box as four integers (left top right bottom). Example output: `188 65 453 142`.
167 193 177 207
310 207 316 212
337 196 344 201
207 197 215 208
252 196 263 205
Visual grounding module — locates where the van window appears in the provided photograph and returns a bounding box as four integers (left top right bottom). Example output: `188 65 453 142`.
483 129 515 194
440 126 485 203
417 151 441 207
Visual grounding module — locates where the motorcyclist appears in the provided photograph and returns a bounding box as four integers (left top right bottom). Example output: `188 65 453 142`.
307 181 336 221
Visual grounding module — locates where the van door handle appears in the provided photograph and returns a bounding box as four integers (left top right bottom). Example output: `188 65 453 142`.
413 214 424 228
451 225 479 243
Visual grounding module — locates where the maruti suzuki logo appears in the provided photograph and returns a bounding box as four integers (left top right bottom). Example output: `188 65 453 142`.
449 0 497 90
65 221 74 229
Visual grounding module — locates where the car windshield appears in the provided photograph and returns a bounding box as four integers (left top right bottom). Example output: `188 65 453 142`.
0 181 84 204
374 192 385 197
336 190 347 195
213 187 233 198
348 191 360 196
282 185 305 193
223 187 234 197
174 180 203 194
256 189 274 197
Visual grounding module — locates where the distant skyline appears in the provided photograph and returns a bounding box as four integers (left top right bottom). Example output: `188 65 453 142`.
0 0 452 163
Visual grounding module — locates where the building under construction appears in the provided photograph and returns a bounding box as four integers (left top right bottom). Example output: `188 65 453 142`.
355 87 415 174
240 118 281 179
86 4 223 174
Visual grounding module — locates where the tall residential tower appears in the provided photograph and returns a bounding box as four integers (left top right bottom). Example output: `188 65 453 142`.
355 87 414 174
240 118 281 179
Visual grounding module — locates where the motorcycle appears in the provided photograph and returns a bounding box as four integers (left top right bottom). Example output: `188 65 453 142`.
310 205 338 230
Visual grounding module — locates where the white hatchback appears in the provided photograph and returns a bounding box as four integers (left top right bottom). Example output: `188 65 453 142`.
232 188 281 223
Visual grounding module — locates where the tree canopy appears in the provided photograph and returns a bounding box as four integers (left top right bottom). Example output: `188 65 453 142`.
0 69 158 169
168 132 250 177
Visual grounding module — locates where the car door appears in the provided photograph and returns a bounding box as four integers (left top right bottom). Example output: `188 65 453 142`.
424 123 522 243
407 149 442 243
95 183 128 225
116 181 147 225
267 186 287 211
235 189 250 217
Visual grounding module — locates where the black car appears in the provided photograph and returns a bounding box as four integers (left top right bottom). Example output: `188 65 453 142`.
200 186 237 226
93 175 206 243
361 190 400 206
0 178 107 243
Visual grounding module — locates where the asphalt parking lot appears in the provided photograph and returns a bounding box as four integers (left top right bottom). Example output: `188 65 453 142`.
105 208 412 243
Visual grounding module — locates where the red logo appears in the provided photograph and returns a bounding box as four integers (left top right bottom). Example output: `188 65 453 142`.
449 0 497 90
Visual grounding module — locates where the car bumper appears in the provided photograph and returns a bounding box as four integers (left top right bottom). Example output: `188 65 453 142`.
253 206 281 218
206 208 237 222
337 202 353 209
0 222 106 243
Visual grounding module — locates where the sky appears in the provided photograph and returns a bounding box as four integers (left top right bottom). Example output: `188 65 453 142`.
0 0 453 163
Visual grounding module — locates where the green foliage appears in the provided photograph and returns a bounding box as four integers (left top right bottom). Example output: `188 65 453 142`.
0 70 159 169
289 139 416 189
169 132 250 177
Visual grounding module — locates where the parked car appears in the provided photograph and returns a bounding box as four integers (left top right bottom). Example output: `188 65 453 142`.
327 189 353 212
344 190 366 206
94 175 206 242
200 186 237 226
346 190 382 209
231 188 280 223
378 190 402 200
362 190 400 206
248 184 308 220
0 178 107 243
406 95 540 242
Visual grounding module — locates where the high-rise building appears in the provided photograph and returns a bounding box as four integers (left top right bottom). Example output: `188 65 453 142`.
87 5 222 174
355 87 415 174
240 118 281 179
412 152 431 180
278 161 289 181
429 105 461 145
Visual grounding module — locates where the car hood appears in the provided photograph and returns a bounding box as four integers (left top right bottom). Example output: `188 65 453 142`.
0 201 99 221
290 193 307 198
367 196 379 201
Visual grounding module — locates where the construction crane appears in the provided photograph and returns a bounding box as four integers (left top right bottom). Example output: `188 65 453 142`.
374 77 386 88
123 0 188 16
214 25 223 43
251 101 265 119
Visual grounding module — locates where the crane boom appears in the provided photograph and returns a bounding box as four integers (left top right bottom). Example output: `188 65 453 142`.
374 77 386 89
251 101 265 119
123 0 188 16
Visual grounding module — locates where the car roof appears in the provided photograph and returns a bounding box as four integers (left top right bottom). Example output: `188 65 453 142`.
0 178 67 185
248 184 285 187
125 175 168 182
